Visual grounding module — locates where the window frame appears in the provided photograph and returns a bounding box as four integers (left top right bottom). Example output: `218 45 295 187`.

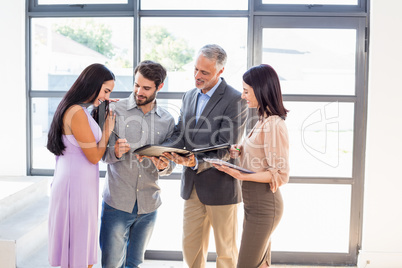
252 15 368 265
254 0 367 13
29 0 134 12
26 0 369 265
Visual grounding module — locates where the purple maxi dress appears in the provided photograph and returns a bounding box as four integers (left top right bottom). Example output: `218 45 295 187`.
48 107 101 268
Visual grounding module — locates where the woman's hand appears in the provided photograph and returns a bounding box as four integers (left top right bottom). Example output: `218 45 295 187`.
212 164 246 181
104 109 116 134
230 144 242 159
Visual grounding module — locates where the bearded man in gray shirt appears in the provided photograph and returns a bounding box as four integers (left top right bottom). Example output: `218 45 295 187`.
100 61 175 268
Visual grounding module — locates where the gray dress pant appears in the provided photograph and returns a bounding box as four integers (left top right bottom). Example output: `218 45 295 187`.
237 181 284 268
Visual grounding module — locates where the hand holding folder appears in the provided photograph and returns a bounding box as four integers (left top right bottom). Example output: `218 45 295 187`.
203 158 255 174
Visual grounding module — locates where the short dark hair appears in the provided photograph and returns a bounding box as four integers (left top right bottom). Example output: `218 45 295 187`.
243 64 288 119
134 60 167 89
47 63 115 156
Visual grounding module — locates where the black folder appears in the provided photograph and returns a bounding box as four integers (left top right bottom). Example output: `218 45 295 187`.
133 143 231 157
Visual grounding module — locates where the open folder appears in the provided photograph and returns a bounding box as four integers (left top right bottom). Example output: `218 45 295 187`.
133 143 231 157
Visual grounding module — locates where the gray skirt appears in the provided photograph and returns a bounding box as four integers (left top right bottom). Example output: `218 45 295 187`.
237 181 284 268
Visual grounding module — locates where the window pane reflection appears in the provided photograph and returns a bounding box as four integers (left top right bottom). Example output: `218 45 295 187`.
263 28 356 95
31 18 133 92
156 98 183 173
147 180 243 252
38 0 127 5
147 180 183 251
272 183 351 253
156 99 181 124
262 0 357 4
141 18 247 92
285 101 354 177
141 0 247 10
32 98 59 170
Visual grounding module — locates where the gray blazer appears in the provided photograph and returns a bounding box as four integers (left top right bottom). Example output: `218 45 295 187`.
166 78 247 205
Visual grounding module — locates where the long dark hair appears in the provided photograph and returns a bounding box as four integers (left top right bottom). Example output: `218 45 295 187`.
47 63 115 156
243 64 288 119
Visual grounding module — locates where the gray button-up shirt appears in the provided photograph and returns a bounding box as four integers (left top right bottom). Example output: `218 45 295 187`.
102 93 175 214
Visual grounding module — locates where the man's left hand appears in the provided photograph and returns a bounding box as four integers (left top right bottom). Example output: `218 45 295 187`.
151 156 170 171
163 152 196 167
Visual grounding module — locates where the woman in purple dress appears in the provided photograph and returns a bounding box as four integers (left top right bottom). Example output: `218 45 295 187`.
46 63 116 268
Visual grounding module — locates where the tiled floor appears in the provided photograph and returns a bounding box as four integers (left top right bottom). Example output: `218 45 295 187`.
142 260 214 267
21 242 356 268
141 260 355 268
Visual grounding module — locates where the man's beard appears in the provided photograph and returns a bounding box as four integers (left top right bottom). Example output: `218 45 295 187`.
135 91 157 106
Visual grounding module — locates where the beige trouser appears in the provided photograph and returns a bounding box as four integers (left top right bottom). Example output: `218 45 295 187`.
183 187 238 268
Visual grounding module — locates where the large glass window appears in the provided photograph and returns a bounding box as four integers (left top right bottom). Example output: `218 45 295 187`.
273 183 352 253
147 180 183 251
262 0 358 4
38 0 128 4
27 0 369 265
30 17 133 172
252 15 366 265
31 97 59 170
31 17 134 92
141 0 247 10
141 17 247 93
262 28 356 95
147 180 244 253
256 0 366 13
286 101 354 178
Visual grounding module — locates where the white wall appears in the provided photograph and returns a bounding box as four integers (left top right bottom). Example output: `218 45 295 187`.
358 0 402 267
0 0 26 176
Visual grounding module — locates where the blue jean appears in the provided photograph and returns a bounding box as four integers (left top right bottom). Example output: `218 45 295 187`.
100 201 157 268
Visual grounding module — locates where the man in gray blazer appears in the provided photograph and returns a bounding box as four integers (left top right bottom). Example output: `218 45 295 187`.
164 44 247 268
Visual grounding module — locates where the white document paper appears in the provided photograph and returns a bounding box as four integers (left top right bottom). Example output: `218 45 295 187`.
203 158 255 174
